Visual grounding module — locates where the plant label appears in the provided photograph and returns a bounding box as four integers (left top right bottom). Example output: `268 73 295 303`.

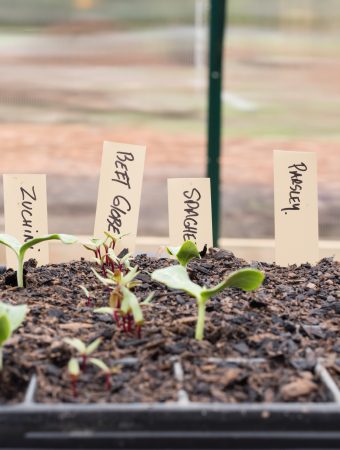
3 174 49 268
274 150 319 266
94 141 146 253
168 178 213 251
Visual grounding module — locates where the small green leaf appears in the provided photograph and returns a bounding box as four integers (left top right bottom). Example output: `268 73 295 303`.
79 285 90 298
68 358 80 377
224 268 265 291
20 234 77 256
91 268 116 286
0 313 11 346
1 303 28 332
166 240 200 267
0 234 21 255
151 265 202 300
64 338 86 354
94 307 114 315
89 357 109 373
140 292 154 306
85 338 102 356
121 286 144 325
121 266 139 285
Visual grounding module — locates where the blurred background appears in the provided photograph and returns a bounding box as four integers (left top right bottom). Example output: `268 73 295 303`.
0 0 339 241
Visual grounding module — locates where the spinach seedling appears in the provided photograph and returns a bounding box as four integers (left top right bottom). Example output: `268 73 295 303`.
0 233 77 288
95 287 153 338
89 357 121 391
166 240 201 267
67 357 80 398
64 337 102 370
0 302 27 370
152 265 264 340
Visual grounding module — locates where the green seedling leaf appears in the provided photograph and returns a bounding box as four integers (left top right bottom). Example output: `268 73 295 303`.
64 338 86 354
89 357 109 374
68 358 80 377
85 338 102 356
224 268 265 291
140 292 154 306
0 302 27 370
20 234 77 255
0 313 11 346
151 265 203 299
0 234 21 255
121 287 144 325
166 240 200 267
94 307 115 315
79 285 90 298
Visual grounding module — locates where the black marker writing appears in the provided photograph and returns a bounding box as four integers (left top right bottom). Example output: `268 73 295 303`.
107 195 131 235
281 162 307 214
20 186 37 242
111 151 134 189
182 188 201 242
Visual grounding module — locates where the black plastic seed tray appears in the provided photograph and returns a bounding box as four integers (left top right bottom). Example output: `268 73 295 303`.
1 358 340 450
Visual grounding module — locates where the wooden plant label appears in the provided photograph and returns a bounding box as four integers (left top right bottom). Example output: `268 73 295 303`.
168 178 213 251
94 141 146 254
3 174 49 268
273 150 319 266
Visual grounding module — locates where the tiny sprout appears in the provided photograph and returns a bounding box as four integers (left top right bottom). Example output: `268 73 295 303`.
64 337 102 370
95 287 153 338
152 265 265 340
68 357 80 398
89 357 121 390
0 233 77 288
167 240 201 267
0 302 27 370
79 285 92 307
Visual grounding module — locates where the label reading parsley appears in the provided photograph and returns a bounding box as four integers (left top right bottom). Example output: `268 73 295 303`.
274 150 319 266
94 141 146 254
168 178 213 250
3 174 49 268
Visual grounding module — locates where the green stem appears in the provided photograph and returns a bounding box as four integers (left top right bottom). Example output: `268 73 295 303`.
195 299 206 341
0 347 3 371
17 254 24 288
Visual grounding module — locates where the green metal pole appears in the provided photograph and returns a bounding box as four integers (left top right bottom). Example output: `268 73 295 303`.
207 0 226 247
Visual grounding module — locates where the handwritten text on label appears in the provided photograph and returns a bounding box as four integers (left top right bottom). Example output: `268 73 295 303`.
183 188 201 242
281 162 307 214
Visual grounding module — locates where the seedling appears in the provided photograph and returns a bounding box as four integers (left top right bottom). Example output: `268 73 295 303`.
64 337 102 370
0 233 77 288
83 233 128 276
67 357 80 398
89 357 121 391
152 265 265 340
79 285 93 307
166 240 201 267
95 287 153 338
0 302 27 370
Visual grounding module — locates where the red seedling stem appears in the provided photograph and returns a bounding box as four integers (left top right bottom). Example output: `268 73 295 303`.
81 354 87 371
105 373 111 391
71 376 78 398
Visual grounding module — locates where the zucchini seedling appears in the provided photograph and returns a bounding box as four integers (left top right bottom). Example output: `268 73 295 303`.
152 265 264 340
0 302 27 370
0 233 77 288
64 337 102 370
89 358 121 391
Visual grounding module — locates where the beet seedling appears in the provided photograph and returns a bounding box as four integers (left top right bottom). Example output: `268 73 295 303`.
152 265 265 340
67 357 80 398
95 287 153 338
0 302 27 370
64 337 102 370
89 358 121 391
0 233 77 288
79 285 93 307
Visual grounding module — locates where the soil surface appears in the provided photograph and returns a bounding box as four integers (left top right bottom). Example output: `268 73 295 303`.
0 249 339 404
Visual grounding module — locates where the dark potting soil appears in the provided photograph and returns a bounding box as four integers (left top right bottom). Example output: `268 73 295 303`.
0 249 339 404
